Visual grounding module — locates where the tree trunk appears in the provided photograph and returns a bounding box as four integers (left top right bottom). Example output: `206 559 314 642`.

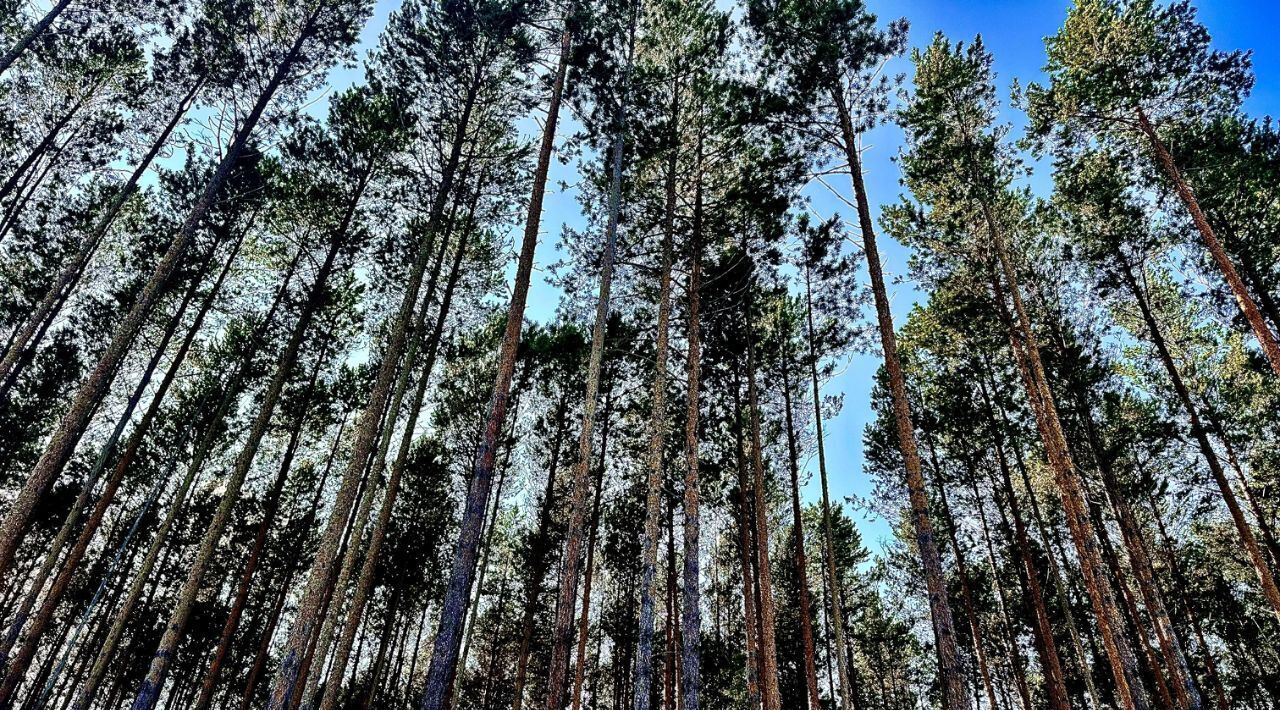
733 392 762 710
192 348 334 710
416 27 569 709
0 254 208 667
984 377 1103 710
780 356 822 710
571 389 613 710
830 87 969 709
509 401 569 710
1143 486 1231 710
921 442 1000 710
0 263 213 704
307 213 458 709
542 28 633 709
66 242 300 710
635 136 676 710
0 0 74 74
742 301 782 710
0 8 322 578
0 77 204 392
129 230 347 710
802 262 856 710
1118 259 1280 618
970 475 1033 710
679 145 703 710
1064 363 1201 710
982 206 1149 710
1136 109 1280 377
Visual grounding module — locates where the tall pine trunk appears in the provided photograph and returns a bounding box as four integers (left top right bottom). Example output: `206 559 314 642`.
831 87 969 709
779 356 822 710
571 389 613 710
921 442 1000 710
129 229 347 710
542 28 633 709
416 29 570 709
679 140 703 710
1118 258 1280 618
634 128 676 710
982 210 1149 710
742 297 782 710
0 7 323 578
191 343 333 710
71 248 300 709
1136 109 1280 377
802 263 856 710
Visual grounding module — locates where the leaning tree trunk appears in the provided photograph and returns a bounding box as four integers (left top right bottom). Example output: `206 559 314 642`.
0 7 322 579
1118 258 1280 619
982 210 1149 710
0 220 248 686
570 391 612 710
732 391 762 710
0 257 206 666
1064 362 1202 710
1136 109 1280 378
272 71 481 710
129 230 346 710
780 356 822 710
981 374 1103 710
0 267 214 704
69 250 299 710
0 77 205 393
304 212 456 709
921 442 1001 710
831 87 970 709
0 0 74 75
542 29 633 710
191 342 333 710
333 188 481 710
415 27 569 710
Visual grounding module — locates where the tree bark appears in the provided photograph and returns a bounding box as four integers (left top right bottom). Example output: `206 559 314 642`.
0 253 209 667
571 389 613 710
741 299 782 710
831 87 969 709
802 258 856 710
1118 258 1280 618
416 28 569 710
921 441 1000 710
129 228 346 710
192 342 333 710
70 245 299 710
982 206 1149 710
0 7 322 578
542 29 633 709
733 390 762 710
0 0 74 74
1136 109 1280 377
635 138 676 710
679 147 703 710
509 401 569 710
779 356 822 710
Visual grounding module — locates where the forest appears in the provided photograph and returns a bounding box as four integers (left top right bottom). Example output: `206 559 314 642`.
0 0 1278 708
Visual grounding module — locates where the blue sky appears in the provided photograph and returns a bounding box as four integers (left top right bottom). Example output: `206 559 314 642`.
337 0 1280 550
